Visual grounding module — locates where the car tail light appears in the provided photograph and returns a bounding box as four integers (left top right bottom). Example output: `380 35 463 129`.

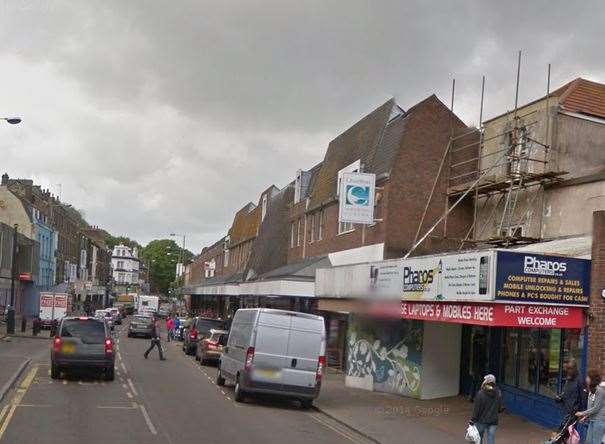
244 347 255 371
207 340 218 350
53 336 62 353
316 356 326 382
105 338 113 355
190 328 198 340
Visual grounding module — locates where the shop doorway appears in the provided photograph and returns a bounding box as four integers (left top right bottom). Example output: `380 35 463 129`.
460 325 494 399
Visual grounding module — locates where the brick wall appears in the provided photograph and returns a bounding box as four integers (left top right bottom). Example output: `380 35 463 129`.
588 210 605 369
186 240 226 286
385 96 473 257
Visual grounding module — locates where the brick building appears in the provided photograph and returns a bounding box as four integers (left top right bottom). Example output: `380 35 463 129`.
288 96 473 267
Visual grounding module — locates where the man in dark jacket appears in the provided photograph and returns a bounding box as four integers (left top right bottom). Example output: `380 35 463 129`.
556 359 584 428
470 374 502 444
144 319 165 360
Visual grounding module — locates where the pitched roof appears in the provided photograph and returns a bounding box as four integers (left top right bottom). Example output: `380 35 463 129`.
228 202 261 246
308 99 395 208
553 77 605 119
245 185 295 280
260 255 331 280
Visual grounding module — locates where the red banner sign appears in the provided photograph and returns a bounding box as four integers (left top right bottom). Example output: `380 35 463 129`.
401 301 584 329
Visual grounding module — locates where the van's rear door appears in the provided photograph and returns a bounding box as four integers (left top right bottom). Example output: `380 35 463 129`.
282 314 325 390
252 311 290 386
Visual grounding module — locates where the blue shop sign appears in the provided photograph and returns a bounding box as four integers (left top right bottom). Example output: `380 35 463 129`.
495 250 590 305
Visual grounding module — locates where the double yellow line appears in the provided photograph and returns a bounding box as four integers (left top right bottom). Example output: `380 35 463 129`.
0 366 38 441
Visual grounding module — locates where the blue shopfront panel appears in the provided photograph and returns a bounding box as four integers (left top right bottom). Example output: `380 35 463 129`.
501 384 560 428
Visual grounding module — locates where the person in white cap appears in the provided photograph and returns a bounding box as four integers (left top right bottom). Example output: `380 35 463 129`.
469 374 503 444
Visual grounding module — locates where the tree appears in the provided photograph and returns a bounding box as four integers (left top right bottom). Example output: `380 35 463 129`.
140 239 193 296
105 234 142 251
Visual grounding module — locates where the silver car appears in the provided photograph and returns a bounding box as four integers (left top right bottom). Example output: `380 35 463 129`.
217 309 325 408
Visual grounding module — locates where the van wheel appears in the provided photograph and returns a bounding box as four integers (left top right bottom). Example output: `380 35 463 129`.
216 367 225 386
234 375 246 402
51 363 60 380
300 399 313 409
105 367 115 381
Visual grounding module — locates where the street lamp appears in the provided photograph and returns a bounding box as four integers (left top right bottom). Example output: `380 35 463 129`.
2 117 21 125
169 233 186 278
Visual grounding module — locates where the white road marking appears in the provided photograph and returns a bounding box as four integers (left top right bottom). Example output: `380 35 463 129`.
0 406 9 426
307 413 367 444
62 380 67 385
120 361 127 373
127 378 138 396
122 384 128 390
220 390 226 395
126 392 133 399
226 397 231 401
139 404 157 435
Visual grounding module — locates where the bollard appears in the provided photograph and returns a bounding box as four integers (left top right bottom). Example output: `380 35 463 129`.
32 318 40 336
21 316 26 333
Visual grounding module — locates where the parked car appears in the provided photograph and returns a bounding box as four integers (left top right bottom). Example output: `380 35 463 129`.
108 308 122 325
127 315 154 338
196 329 228 364
94 309 114 330
182 317 225 356
217 308 325 408
50 316 115 380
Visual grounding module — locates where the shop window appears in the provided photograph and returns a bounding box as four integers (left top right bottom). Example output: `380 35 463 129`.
502 329 519 386
518 329 539 392
539 329 561 398
500 327 583 398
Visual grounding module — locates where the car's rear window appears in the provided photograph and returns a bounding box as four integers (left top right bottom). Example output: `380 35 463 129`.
134 316 151 323
60 320 106 344
197 319 224 333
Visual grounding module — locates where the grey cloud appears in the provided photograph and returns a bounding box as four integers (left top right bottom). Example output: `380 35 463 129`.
0 0 604 251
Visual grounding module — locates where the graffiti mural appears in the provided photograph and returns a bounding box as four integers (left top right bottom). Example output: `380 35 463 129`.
346 316 423 397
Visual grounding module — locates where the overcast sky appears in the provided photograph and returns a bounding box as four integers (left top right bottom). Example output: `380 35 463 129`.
1 1 603 253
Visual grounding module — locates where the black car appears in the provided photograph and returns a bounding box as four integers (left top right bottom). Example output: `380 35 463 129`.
51 316 115 380
182 317 226 356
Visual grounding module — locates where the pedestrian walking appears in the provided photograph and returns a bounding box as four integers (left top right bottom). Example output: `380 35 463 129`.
173 316 181 340
469 374 503 444
166 316 174 342
144 318 165 360
576 370 605 444
556 359 584 429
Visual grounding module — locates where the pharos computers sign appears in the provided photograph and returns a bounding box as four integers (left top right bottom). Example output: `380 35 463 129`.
338 172 376 225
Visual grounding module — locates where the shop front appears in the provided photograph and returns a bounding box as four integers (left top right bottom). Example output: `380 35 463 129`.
316 248 591 428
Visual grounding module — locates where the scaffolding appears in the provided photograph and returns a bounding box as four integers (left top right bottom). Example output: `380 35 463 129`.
406 53 568 259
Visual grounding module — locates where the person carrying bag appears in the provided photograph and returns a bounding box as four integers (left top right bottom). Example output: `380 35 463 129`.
470 374 503 444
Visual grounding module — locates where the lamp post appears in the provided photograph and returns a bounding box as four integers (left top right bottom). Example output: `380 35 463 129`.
169 233 186 278
7 224 18 334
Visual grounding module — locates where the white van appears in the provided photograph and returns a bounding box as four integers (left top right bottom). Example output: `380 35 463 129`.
217 308 326 407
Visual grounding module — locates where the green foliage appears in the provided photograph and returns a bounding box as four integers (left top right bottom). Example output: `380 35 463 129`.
105 234 142 251
140 239 194 296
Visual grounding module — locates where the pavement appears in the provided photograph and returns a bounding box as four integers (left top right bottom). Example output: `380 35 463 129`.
315 370 553 444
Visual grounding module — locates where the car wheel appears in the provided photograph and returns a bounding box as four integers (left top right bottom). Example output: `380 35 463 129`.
51 363 60 380
216 366 226 386
105 367 115 381
234 374 246 402
127 332 132 338
300 399 313 409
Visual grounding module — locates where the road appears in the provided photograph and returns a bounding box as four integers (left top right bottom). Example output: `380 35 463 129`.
0 321 371 444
